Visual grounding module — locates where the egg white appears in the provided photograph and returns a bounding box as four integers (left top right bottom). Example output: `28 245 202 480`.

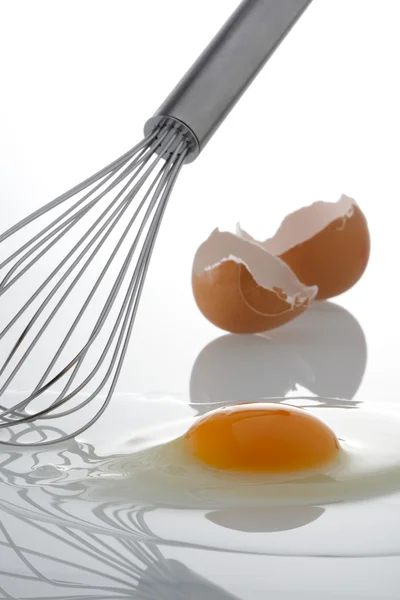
87 402 400 509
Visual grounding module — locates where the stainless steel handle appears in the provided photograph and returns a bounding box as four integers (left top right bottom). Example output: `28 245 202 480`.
144 0 313 163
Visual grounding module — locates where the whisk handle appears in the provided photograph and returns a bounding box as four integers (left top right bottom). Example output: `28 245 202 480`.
144 0 312 163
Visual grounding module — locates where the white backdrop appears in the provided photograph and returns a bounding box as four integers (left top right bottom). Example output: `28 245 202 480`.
1 0 399 398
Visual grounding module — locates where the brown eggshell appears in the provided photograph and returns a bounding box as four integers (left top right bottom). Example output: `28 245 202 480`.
192 230 318 334
239 195 370 301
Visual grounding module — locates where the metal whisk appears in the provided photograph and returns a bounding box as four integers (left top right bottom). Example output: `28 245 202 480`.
0 0 312 445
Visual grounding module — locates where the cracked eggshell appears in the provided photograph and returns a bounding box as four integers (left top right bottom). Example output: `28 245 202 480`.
192 230 318 334
238 195 370 301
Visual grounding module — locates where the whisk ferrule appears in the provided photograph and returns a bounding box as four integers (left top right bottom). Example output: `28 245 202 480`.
145 0 312 162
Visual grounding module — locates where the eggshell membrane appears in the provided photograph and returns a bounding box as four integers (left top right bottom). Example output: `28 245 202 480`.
192 230 318 334
238 195 370 301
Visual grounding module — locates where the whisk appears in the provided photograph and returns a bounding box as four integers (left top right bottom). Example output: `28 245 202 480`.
0 0 312 445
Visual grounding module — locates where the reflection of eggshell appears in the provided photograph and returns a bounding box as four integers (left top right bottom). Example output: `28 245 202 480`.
269 301 367 399
189 334 306 410
239 194 370 300
189 302 367 412
192 230 317 334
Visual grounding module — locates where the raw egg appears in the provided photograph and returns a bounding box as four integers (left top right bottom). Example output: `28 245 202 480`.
185 403 340 474
192 195 370 333
87 397 400 510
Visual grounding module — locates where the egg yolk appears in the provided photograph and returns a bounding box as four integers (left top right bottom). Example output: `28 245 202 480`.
185 403 340 473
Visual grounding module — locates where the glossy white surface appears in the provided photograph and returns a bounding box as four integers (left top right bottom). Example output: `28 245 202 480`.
1 0 400 597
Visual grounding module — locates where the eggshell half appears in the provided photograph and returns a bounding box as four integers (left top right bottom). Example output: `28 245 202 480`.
238 195 370 300
192 230 318 334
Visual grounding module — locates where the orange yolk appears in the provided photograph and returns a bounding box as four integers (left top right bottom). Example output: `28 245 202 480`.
185 403 340 473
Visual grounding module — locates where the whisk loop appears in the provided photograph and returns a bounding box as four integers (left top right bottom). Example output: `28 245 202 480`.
0 122 192 444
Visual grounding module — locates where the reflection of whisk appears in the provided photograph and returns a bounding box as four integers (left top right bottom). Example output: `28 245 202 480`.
0 0 312 443
1 498 239 600
0 426 240 599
